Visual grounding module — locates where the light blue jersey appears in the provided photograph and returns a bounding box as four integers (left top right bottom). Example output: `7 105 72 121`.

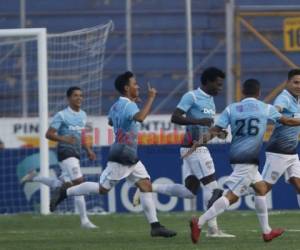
50 106 87 161
107 97 140 165
177 88 215 146
266 89 300 154
216 98 282 164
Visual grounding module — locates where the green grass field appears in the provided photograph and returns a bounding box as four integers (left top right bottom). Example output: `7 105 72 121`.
0 211 299 250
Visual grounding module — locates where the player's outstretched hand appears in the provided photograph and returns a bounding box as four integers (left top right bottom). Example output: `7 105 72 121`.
147 82 157 99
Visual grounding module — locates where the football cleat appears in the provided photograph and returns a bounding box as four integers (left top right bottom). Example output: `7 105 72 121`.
81 221 98 229
206 227 236 238
151 225 177 238
262 228 284 242
190 216 201 244
50 186 67 212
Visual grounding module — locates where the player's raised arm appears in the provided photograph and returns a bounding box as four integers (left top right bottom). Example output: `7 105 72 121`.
133 82 156 122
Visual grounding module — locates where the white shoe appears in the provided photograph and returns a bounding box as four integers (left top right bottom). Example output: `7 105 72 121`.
20 170 37 184
81 221 98 229
132 188 140 207
206 227 236 238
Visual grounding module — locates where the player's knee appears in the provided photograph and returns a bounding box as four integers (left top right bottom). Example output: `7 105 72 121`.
136 178 152 192
185 175 200 195
225 191 239 205
253 181 270 196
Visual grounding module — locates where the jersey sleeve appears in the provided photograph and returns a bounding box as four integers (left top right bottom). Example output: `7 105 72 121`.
215 106 230 129
267 104 282 122
126 102 140 120
176 92 195 112
50 112 63 130
273 94 290 111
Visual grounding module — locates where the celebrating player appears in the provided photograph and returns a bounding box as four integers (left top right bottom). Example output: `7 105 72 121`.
50 72 177 238
134 67 234 237
189 78 300 243
260 69 300 205
44 86 97 228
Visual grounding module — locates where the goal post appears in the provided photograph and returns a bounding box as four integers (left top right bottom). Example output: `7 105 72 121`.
0 28 50 214
0 22 113 215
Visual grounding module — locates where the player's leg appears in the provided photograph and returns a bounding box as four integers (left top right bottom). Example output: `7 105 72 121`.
253 178 284 242
141 155 196 199
198 191 236 229
132 181 194 207
132 151 196 206
261 152 290 192
65 161 122 198
21 169 63 189
190 163 254 243
129 161 176 237
58 157 97 228
285 156 300 207
252 180 272 235
188 146 233 237
200 174 232 237
151 183 195 198
190 191 236 244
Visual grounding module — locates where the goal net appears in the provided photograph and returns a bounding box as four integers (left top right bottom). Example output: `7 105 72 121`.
0 21 113 214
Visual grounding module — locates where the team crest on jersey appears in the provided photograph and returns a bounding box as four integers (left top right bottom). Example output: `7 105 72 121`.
271 171 279 181
205 160 213 169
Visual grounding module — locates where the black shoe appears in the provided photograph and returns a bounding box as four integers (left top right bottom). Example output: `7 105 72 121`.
50 186 67 212
151 226 177 238
207 188 223 209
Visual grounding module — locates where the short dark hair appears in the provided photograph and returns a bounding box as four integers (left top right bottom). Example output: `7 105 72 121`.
114 71 134 94
201 67 225 85
242 79 260 96
288 69 300 80
66 86 82 98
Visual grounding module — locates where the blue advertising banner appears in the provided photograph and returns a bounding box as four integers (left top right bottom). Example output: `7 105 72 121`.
0 144 299 214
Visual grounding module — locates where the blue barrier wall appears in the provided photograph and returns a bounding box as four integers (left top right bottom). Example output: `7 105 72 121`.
0 144 298 214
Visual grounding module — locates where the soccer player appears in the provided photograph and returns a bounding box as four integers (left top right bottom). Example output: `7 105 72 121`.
50 71 177 238
134 67 234 237
46 86 97 229
189 78 300 244
260 69 300 205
